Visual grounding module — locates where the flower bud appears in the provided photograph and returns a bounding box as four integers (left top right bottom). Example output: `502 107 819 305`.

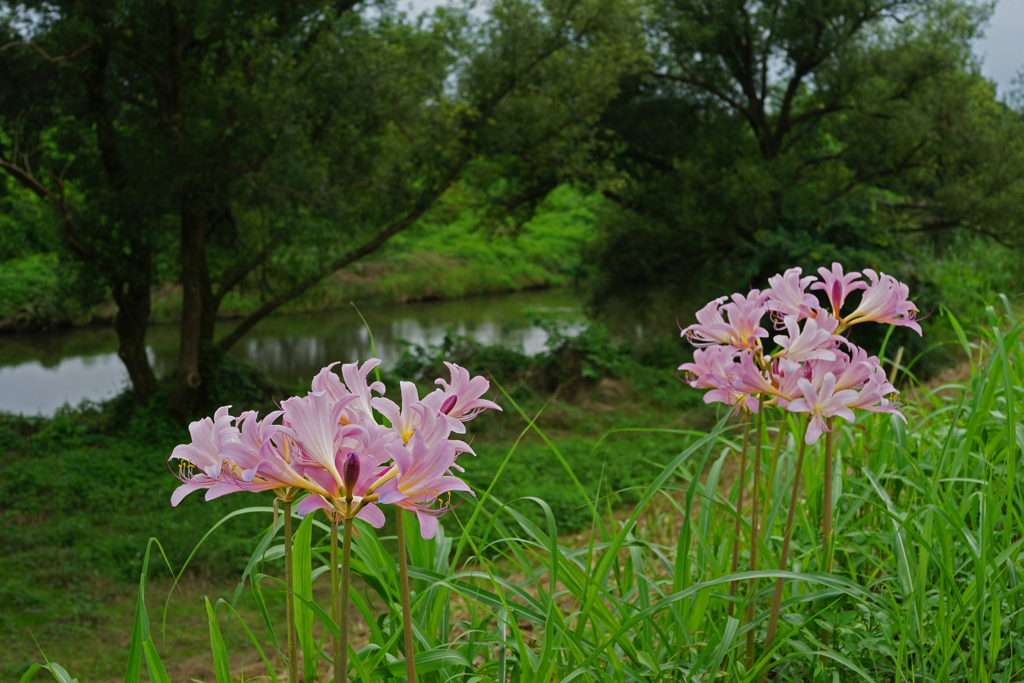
440 395 458 415
342 452 360 498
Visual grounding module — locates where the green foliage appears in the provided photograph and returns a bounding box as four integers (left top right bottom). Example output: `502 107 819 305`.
83 305 1024 680
0 324 702 650
0 254 105 330
0 0 643 405
0 175 57 263
587 0 1024 309
16 298 1024 679
144 184 600 321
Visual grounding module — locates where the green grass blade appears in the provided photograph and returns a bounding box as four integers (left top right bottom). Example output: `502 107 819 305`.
292 513 318 680
205 597 231 683
141 640 171 683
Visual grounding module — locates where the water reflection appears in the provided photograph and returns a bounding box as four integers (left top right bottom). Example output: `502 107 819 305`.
0 289 584 416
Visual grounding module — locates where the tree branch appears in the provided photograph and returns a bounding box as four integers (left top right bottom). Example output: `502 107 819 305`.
213 226 287 304
896 220 1014 247
0 40 92 63
649 70 751 119
216 172 463 352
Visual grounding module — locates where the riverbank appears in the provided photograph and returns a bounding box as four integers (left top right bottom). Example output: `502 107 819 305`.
0 186 598 332
0 306 998 681
0 327 707 680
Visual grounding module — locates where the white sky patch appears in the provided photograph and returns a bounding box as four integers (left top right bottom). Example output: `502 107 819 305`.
975 0 1024 97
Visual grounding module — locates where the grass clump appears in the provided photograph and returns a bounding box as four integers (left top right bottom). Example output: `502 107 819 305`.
63 304 1024 681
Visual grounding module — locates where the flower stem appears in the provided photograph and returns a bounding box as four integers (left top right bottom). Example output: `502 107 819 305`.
331 517 340 683
822 418 834 574
339 517 353 683
759 422 788 534
758 421 809 683
728 415 751 618
396 510 417 683
283 500 299 683
821 418 835 659
745 396 765 671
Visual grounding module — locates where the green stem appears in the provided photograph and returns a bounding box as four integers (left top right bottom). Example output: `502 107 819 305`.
331 517 340 683
822 418 834 574
728 416 751 618
745 396 765 670
283 500 299 683
759 421 788 534
396 510 417 683
759 421 809 683
340 517 353 683
821 418 835 659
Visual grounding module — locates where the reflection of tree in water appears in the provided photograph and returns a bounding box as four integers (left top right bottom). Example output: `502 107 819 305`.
0 289 587 413
0 328 121 369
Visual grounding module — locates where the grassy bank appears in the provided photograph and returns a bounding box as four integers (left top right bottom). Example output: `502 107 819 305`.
0 186 597 331
4 263 1023 679
1 324 705 680
10 303 1024 681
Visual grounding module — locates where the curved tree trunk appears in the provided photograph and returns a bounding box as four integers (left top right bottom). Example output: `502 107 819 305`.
168 204 207 422
111 261 158 403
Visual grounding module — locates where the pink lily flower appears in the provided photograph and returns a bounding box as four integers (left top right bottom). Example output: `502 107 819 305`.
786 373 859 445
679 345 741 389
704 386 760 413
434 362 502 422
844 270 922 335
773 314 843 374
681 297 732 347
377 430 474 540
412 401 475 456
373 381 448 444
169 407 331 506
295 450 388 527
822 345 878 392
311 362 350 404
679 346 759 412
340 359 387 421
771 358 809 407
681 292 770 349
718 290 771 349
281 391 364 489
731 350 775 395
169 406 245 505
811 263 866 315
842 367 906 421
766 268 819 320
220 411 330 493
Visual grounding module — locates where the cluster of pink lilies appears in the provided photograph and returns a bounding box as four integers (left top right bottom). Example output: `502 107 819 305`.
678 263 921 677
170 359 499 538
679 264 920 443
169 359 500 683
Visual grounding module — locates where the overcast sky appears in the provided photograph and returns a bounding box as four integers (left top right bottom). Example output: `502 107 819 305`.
975 0 1024 97
406 0 1024 97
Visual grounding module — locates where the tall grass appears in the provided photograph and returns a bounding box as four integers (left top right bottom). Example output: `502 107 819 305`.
21 303 1024 682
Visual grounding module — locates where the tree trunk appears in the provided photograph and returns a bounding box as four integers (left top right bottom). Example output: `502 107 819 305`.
200 263 217 346
112 272 158 402
168 203 207 421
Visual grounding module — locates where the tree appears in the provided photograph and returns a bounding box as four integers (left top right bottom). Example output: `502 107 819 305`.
588 0 1024 300
0 0 641 419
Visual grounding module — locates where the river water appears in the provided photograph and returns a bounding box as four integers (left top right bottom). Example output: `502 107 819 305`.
0 289 586 416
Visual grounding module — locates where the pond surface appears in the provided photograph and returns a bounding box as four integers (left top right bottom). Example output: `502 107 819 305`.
0 289 586 416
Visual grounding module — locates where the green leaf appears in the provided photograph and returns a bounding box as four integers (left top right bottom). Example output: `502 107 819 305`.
292 513 318 680
142 640 171 683
371 648 471 678
205 597 231 683
19 663 78 683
